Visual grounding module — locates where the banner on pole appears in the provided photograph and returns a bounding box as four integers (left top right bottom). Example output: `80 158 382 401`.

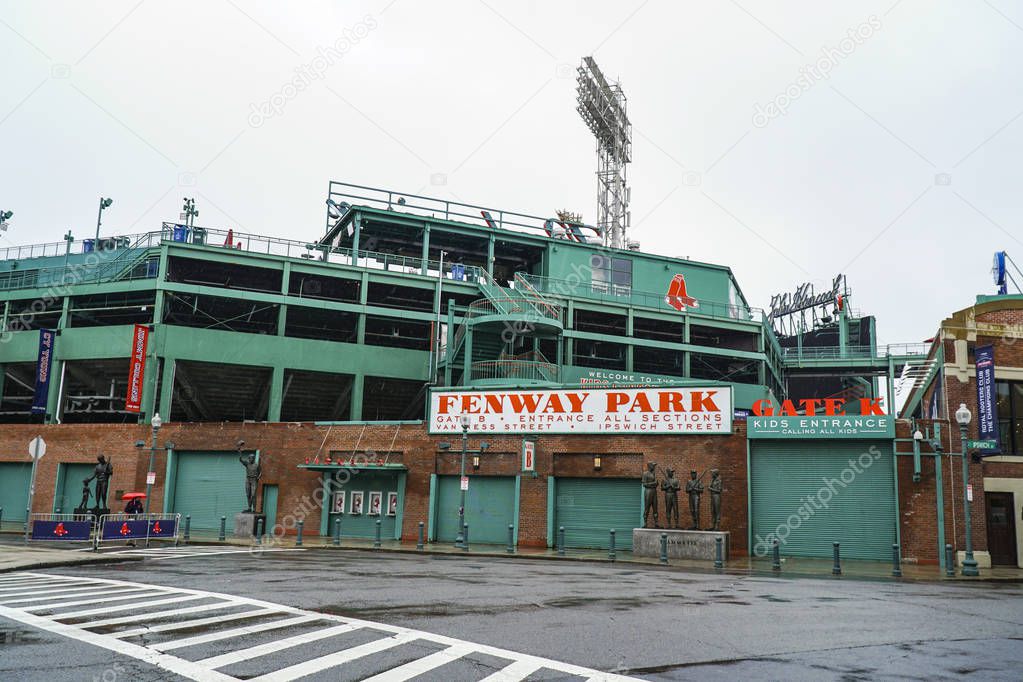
31 329 55 414
125 324 149 413
975 345 1000 454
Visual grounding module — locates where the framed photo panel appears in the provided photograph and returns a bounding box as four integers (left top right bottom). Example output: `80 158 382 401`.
331 491 345 514
350 491 364 515
368 491 382 516
387 492 398 516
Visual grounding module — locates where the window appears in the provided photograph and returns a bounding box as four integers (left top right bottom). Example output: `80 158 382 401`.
996 380 1023 454
591 256 632 296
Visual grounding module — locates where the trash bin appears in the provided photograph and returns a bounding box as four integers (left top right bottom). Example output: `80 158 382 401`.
172 225 188 242
82 239 95 253
191 227 206 245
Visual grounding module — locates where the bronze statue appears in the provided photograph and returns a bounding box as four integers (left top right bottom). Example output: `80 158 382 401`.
661 468 681 529
83 455 113 511
707 469 723 531
685 469 704 530
239 452 261 513
76 480 91 513
641 462 660 528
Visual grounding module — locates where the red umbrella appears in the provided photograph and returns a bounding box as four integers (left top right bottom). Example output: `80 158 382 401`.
121 492 146 500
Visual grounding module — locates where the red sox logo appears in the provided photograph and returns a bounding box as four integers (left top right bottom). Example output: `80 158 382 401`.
665 274 699 312
53 522 68 537
152 521 163 534
119 522 131 536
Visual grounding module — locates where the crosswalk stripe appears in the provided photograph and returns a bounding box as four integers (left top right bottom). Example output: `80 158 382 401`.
111 608 284 639
55 593 206 620
0 584 122 603
0 579 97 593
196 622 360 668
23 589 169 612
478 659 543 681
361 643 477 682
82 601 241 629
248 631 421 682
154 614 322 652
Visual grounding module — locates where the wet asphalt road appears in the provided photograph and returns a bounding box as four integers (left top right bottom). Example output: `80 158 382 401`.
1 548 1022 680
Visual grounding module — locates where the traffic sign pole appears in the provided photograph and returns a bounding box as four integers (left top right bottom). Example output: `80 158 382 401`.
25 436 46 542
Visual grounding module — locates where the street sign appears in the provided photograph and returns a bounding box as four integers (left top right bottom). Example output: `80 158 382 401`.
967 439 999 451
28 436 46 460
146 471 156 485
460 476 469 491
522 440 535 472
967 484 974 502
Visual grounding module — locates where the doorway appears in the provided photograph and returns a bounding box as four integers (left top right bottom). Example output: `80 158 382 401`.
985 492 1018 566
262 484 279 535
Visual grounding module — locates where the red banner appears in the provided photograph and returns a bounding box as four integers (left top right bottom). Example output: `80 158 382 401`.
125 324 149 413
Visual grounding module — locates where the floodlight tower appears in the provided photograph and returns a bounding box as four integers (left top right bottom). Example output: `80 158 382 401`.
576 56 631 249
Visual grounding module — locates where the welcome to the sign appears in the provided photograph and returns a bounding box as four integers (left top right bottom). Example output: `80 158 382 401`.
429 387 733 435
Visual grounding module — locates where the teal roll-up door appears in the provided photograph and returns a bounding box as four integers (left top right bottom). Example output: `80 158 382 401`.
171 452 247 530
750 440 896 560
0 462 31 527
435 476 516 544
328 471 400 539
54 463 96 513
555 478 641 550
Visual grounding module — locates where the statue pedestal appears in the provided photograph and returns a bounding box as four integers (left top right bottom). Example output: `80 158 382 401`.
234 512 265 538
632 528 729 561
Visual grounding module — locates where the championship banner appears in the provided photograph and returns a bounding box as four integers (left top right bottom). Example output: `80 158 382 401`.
125 324 149 413
429 386 732 435
975 345 1000 453
31 329 55 414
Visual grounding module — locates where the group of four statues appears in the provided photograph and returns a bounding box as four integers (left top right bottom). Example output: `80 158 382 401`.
642 462 723 531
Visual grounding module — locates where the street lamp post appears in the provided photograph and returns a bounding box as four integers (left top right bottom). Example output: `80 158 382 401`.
455 413 470 548
95 197 113 243
145 413 162 516
954 403 980 577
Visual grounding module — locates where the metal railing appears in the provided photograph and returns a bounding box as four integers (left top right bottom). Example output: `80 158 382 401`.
516 272 762 322
470 359 561 383
326 181 602 242
466 296 562 323
781 343 931 361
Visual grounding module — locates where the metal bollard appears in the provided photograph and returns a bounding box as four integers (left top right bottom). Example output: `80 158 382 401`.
714 536 724 570
558 526 566 556
218 516 226 542
183 515 191 544
608 529 616 562
832 542 841 576
417 521 424 550
507 524 515 554
295 519 304 547
255 517 263 545
374 519 382 549
945 544 955 577
892 543 902 577
333 517 341 546
463 524 469 552
772 539 781 571
24 508 29 534
55 508 61 514
0 507 3 531
660 533 668 564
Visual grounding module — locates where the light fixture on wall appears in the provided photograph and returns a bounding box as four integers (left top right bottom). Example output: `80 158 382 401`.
472 455 480 469
593 455 602 470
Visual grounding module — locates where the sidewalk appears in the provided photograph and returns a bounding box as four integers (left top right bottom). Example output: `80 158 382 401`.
0 543 143 573
189 532 1023 583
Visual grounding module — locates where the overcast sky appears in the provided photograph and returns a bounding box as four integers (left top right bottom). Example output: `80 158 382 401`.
1 1 1021 345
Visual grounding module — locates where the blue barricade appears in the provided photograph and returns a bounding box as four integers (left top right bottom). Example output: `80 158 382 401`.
148 518 176 538
102 519 149 540
31 519 92 541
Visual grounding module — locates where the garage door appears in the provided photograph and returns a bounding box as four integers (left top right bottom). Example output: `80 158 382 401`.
751 441 896 560
435 476 516 545
555 478 641 550
172 452 247 531
54 463 96 513
0 462 31 527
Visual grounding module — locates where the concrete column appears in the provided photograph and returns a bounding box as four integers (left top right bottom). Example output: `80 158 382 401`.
351 374 365 420
487 236 495 276
268 365 284 422
421 225 431 276
158 357 176 420
463 325 474 386
351 213 361 266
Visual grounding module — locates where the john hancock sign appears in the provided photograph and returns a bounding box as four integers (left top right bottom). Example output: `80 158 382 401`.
747 397 894 439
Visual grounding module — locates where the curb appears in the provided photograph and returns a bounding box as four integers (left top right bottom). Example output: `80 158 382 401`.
0 554 144 574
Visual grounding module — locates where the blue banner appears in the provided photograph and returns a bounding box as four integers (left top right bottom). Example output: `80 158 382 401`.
31 329 55 414
975 345 1000 453
148 518 176 537
31 520 92 541
101 519 149 540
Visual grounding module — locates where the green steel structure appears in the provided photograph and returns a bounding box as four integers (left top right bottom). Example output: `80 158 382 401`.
0 182 801 424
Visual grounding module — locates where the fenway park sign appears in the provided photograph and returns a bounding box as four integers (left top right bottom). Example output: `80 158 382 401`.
429 387 733 435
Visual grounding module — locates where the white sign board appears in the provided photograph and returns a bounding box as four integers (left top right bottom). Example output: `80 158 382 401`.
146 471 157 485
967 484 973 502
522 440 535 472
460 476 469 491
429 387 733 435
28 436 46 460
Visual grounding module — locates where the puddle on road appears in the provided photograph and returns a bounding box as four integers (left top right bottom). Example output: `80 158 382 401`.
0 628 41 645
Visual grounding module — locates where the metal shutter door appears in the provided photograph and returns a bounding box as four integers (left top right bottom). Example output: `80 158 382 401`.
329 472 399 539
750 440 896 560
556 478 641 550
172 452 247 530
0 462 31 527
55 463 96 513
435 476 516 544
